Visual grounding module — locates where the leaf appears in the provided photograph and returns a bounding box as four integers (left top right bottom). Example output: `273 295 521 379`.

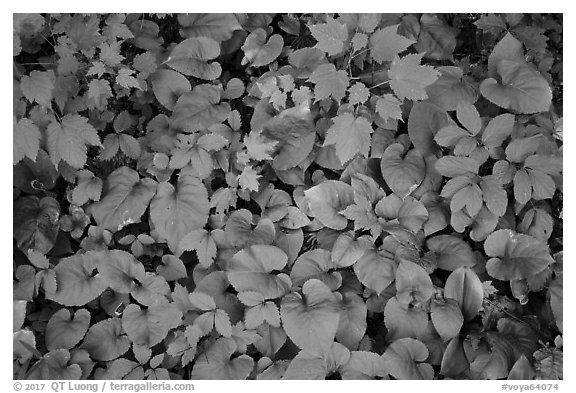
415 14 458 61
171 84 230 132
395 261 434 305
340 351 387 380
46 114 102 169
323 113 373 164
375 94 403 122
348 82 370 105
150 174 209 253
335 293 367 350
481 113 515 148
304 180 354 230
237 165 261 192
81 318 131 361
425 66 479 111
382 338 434 379
353 248 396 294
91 166 157 232
25 349 82 380
430 299 464 341
427 235 476 271
95 249 146 293
150 69 192 110
191 339 254 379
549 272 562 332
241 28 283 67
370 24 415 63
480 60 552 114
20 70 54 107
14 196 60 254
309 63 349 102
331 232 371 268
116 68 141 90
46 309 91 351
440 336 469 378
384 297 428 341
290 249 340 290
280 279 340 357
380 144 426 198
46 252 107 307
435 156 479 177
375 194 429 234
389 54 440 101
408 102 454 157
484 229 554 280
178 13 241 42
72 170 103 205
309 16 348 56
14 117 41 165
165 37 222 80
480 175 508 217
444 267 483 321
227 245 291 299
487 32 525 78
122 303 182 348
178 229 216 267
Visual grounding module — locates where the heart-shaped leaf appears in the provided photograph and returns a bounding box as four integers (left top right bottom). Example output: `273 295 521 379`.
121 303 182 348
171 84 230 132
382 338 434 380
191 338 254 379
304 180 354 230
290 249 341 291
280 279 340 357
94 249 145 293
335 292 367 350
427 235 476 271
46 308 91 350
380 144 426 198
384 297 428 341
241 28 283 67
165 37 222 80
81 318 131 361
150 69 191 110
395 261 434 305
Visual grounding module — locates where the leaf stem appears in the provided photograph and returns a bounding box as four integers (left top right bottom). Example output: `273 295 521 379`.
369 80 391 90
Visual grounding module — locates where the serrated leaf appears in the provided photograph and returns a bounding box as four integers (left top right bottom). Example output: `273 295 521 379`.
165 37 222 80
116 68 141 90
14 117 41 165
122 303 182 348
309 16 348 56
370 24 415 63
171 84 230 132
375 94 403 122
46 114 102 169
241 29 283 67
237 165 261 192
389 54 440 101
20 70 54 107
323 113 373 164
178 229 216 267
309 63 349 102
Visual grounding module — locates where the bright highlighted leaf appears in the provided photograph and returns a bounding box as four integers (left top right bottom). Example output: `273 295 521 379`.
370 24 415 63
382 338 434 380
280 279 340 357
241 29 283 67
165 37 222 80
227 245 290 299
375 94 403 122
354 248 396 294
309 63 349 102
304 180 354 230
484 229 554 280
290 249 341 291
323 113 373 164
335 293 367 350
427 235 476 271
384 297 428 341
444 267 483 322
46 309 91 351
178 229 216 266
46 114 102 169
94 249 146 293
14 117 40 165
150 174 209 253
430 298 464 341
191 339 254 379
389 54 440 101
380 144 426 198
122 303 182 348
91 166 157 232
395 261 434 305
480 60 552 114
81 318 131 361
14 196 60 254
309 16 348 56
425 66 479 111
44 254 101 307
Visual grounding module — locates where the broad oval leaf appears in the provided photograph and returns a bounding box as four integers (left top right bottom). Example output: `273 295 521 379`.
81 318 131 361
487 33 525 78
395 261 434 305
335 292 367 350
227 245 291 299
384 297 428 341
178 13 241 42
280 279 340 357
380 144 426 198
430 298 464 341
94 249 145 293
45 308 91 351
382 338 434 380
480 60 552 114
427 235 475 271
408 102 454 157
191 339 254 379
14 196 60 254
150 69 191 110
150 174 209 253
303 180 354 230
444 267 483 321
171 84 230 132
121 303 182 348
241 28 283 67
440 336 469 377
353 248 397 294
165 37 221 80
91 166 157 232
331 232 371 268
46 252 107 307
484 229 554 280
291 249 341 290
425 66 479 111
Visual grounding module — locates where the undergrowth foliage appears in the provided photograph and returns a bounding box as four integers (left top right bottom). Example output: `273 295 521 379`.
13 13 563 380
